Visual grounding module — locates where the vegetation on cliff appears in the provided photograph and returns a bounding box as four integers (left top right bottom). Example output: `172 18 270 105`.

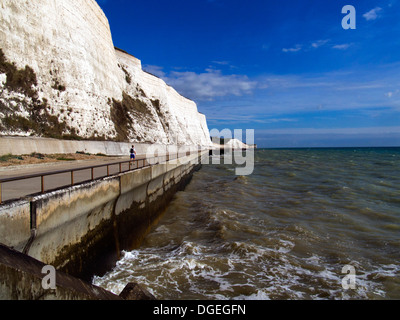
110 87 167 143
0 48 78 139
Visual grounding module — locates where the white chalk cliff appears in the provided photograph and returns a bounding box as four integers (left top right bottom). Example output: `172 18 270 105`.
0 0 212 147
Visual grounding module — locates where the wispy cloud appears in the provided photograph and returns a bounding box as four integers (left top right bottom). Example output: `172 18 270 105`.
147 61 400 132
200 61 400 128
283 39 331 53
211 60 230 66
257 126 400 135
311 40 329 49
386 89 400 98
282 45 302 53
160 69 258 101
206 112 298 124
363 7 383 21
332 43 352 50
143 65 166 78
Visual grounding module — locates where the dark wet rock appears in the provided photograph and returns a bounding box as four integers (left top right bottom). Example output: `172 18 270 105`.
119 282 156 300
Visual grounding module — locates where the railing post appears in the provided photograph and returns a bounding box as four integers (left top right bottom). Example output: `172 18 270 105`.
71 171 74 186
107 165 109 176
91 167 94 180
41 176 44 193
0 182 2 204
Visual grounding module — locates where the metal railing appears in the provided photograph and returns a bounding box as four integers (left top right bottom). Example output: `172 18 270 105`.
0 151 201 204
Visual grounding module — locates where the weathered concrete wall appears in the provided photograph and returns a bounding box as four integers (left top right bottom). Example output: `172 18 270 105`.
0 150 209 281
0 200 31 252
0 136 205 156
0 243 122 300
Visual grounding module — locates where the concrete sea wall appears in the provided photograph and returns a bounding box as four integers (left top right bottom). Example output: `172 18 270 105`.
0 150 209 283
0 136 205 157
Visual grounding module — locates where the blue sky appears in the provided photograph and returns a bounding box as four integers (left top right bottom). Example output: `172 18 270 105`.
96 0 400 148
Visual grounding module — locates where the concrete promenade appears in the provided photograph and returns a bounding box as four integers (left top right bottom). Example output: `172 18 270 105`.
0 150 208 280
0 136 206 203
0 155 145 203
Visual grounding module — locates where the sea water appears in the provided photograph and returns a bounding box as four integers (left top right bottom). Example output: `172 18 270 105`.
93 148 400 300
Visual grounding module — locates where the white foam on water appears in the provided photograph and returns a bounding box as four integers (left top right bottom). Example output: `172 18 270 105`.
234 290 271 300
93 236 399 300
93 149 400 300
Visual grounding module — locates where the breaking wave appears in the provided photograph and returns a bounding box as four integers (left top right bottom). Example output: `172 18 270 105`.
93 148 400 300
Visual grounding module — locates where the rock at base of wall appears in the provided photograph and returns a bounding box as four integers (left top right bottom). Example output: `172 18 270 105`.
119 282 156 300
0 243 122 300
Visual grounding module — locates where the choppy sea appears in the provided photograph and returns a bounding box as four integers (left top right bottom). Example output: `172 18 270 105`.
93 147 400 300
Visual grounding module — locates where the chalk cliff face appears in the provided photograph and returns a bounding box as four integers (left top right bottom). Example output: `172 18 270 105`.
0 0 212 147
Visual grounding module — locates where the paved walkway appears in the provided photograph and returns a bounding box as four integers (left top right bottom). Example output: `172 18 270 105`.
0 155 147 203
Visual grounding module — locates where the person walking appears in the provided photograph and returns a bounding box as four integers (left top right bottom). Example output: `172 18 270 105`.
130 145 136 161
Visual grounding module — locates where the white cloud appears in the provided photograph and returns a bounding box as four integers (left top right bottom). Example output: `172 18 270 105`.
143 65 166 78
283 40 330 53
332 44 351 50
282 45 302 53
385 89 400 98
211 60 230 66
163 69 258 101
311 40 329 49
206 113 298 124
257 126 400 135
363 7 383 21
